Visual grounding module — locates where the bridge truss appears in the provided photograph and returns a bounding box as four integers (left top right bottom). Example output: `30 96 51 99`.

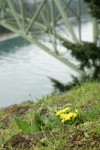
0 0 98 74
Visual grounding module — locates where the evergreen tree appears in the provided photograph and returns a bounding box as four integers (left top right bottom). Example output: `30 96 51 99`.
84 0 100 19
63 0 100 80
63 41 100 80
50 0 100 92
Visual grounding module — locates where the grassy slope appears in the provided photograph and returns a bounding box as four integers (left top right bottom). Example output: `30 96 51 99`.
0 82 100 150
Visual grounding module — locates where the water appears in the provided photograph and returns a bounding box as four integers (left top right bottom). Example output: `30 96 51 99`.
0 21 92 107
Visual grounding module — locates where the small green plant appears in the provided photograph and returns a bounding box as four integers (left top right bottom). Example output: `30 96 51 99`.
15 112 57 134
15 118 36 134
15 113 46 134
80 104 100 123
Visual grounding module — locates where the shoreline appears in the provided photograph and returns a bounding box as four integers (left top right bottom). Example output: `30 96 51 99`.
0 32 19 42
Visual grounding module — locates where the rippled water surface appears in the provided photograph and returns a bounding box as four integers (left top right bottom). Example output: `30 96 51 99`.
0 21 92 107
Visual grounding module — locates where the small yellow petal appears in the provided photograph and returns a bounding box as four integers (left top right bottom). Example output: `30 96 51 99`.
56 110 62 116
60 113 67 119
61 119 65 123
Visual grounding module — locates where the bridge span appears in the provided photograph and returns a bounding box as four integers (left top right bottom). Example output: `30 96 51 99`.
0 0 98 74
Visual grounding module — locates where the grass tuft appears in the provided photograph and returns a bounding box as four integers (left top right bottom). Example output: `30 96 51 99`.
0 82 100 149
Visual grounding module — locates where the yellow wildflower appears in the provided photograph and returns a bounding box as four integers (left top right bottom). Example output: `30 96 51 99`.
61 107 70 113
68 112 77 119
56 107 80 124
60 113 67 119
56 110 63 116
56 107 70 116
61 115 71 123
64 115 71 121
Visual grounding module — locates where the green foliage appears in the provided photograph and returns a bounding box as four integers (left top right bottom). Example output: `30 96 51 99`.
50 0 100 92
84 0 100 19
50 41 100 92
63 41 100 79
50 75 92 92
15 118 36 134
0 82 100 149
15 113 46 134
33 113 45 131
80 104 100 122
15 113 58 134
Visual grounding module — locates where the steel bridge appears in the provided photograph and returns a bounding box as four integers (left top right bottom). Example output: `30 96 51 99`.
0 0 99 75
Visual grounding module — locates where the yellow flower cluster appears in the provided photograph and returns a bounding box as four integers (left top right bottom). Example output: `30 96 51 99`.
56 107 70 116
56 107 79 123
